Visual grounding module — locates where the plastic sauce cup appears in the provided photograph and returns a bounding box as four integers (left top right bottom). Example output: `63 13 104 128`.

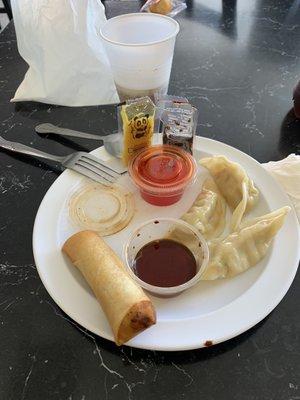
124 218 209 297
128 145 197 206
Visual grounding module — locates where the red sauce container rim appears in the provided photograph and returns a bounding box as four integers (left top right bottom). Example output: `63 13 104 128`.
128 145 197 195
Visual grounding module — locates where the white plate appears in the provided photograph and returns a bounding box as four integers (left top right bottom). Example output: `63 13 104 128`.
32 137 300 351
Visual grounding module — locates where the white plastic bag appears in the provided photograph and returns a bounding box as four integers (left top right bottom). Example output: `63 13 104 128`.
11 0 119 106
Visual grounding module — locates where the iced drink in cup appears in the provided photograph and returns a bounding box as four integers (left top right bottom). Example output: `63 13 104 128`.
100 13 179 101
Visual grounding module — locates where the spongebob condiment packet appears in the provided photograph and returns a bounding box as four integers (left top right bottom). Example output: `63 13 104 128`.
119 97 156 165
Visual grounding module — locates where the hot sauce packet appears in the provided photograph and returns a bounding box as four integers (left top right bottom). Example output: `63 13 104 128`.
158 101 198 154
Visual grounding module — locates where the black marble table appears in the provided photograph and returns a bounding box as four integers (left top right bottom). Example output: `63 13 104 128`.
0 1 299 399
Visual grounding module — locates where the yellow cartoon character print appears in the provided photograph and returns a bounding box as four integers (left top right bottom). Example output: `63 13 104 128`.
121 98 155 165
130 113 151 139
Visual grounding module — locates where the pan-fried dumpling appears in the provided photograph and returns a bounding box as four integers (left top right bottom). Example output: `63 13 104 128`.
201 206 290 280
180 178 226 240
200 156 259 231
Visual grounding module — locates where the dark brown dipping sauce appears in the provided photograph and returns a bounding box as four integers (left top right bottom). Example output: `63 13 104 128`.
133 239 197 287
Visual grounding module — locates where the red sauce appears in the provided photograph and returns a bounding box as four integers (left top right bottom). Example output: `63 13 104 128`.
128 145 196 206
140 191 182 206
141 155 183 183
133 239 197 287
138 153 187 206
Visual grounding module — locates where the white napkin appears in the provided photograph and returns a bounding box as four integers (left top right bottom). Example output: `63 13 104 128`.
10 0 119 106
262 154 300 222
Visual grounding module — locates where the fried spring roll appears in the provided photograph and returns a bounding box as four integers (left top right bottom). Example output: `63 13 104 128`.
62 231 156 345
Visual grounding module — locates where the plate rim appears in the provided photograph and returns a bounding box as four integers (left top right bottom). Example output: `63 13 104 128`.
32 136 300 351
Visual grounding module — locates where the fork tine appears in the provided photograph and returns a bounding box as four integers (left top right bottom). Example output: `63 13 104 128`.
81 154 120 177
77 159 116 182
73 163 115 184
79 156 118 179
72 166 108 184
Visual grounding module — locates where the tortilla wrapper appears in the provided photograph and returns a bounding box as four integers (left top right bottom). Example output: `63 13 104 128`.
62 231 156 345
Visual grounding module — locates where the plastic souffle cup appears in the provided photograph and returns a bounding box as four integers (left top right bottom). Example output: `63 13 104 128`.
123 218 209 297
100 13 179 101
128 145 197 206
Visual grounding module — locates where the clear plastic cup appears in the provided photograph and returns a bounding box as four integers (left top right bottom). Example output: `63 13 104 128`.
123 218 209 297
100 13 180 101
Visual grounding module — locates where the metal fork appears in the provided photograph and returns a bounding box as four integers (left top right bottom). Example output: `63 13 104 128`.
0 136 120 185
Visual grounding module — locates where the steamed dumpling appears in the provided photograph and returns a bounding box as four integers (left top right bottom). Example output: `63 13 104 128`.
201 206 290 280
200 156 259 231
180 178 226 240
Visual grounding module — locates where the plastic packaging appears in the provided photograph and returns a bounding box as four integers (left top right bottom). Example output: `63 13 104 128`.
69 183 134 236
160 106 198 154
124 218 209 297
128 144 197 206
155 94 189 107
141 0 187 18
118 97 156 165
100 13 179 101
11 0 118 106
